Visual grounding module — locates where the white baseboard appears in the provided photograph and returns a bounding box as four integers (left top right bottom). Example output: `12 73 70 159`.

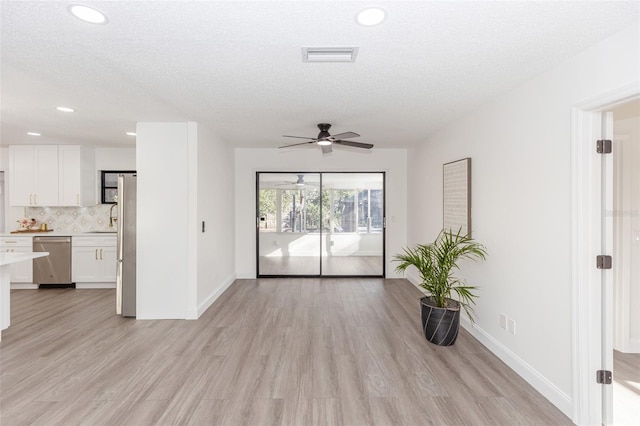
10 283 38 290
460 317 573 418
188 273 237 320
76 283 116 289
10 283 116 289
629 338 640 353
401 275 572 418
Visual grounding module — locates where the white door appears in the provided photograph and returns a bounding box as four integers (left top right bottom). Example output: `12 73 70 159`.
601 111 614 425
101 246 117 282
72 247 101 282
34 145 59 206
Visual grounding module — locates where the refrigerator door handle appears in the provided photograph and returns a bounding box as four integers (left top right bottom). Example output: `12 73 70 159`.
116 258 122 315
116 175 125 315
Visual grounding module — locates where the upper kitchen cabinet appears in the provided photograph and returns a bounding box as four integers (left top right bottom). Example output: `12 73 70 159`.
9 145 96 207
59 146 95 206
9 145 59 206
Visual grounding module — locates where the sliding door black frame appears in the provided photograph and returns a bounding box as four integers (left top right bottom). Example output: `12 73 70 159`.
256 171 385 278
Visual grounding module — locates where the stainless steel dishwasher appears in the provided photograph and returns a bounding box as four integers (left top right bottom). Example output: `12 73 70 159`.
33 236 74 288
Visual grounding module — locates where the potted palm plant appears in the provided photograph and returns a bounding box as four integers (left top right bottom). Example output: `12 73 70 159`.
394 229 487 346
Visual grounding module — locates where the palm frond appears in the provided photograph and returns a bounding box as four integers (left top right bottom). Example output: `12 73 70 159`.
393 228 487 321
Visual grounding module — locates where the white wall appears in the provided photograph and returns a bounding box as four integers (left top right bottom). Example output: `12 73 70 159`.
194 124 236 318
406 22 639 419
235 148 407 278
94 147 136 170
613 112 640 353
136 122 195 319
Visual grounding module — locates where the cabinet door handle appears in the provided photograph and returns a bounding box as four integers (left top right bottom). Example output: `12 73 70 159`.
29 194 33 205
77 194 80 205
100 248 103 260
34 194 37 205
95 249 98 260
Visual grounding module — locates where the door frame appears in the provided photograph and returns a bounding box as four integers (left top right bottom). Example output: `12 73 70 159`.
571 82 639 425
255 171 386 278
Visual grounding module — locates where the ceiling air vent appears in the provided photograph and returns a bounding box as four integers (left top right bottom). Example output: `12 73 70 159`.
302 47 359 63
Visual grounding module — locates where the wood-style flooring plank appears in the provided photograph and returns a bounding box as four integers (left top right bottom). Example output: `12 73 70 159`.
1 280 572 425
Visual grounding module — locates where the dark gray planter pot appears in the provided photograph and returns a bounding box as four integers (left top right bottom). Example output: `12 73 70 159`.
420 296 460 346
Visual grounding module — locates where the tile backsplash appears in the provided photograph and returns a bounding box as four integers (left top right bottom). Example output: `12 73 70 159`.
23 205 117 233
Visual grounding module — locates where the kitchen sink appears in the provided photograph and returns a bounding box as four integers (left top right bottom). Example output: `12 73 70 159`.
86 231 117 234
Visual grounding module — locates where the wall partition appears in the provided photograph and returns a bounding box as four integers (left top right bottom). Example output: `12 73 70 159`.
257 172 384 277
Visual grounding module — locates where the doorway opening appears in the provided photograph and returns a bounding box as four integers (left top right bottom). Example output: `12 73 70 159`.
572 85 640 425
256 172 385 277
610 99 640 425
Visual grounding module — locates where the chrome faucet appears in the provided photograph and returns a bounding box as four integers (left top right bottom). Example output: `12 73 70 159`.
109 203 118 228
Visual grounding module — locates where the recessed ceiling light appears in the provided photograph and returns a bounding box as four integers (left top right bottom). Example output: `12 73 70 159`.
126 132 136 136
56 106 75 112
27 132 41 136
68 4 108 24
356 7 386 27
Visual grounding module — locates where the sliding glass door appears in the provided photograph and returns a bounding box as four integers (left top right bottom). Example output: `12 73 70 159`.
257 172 384 277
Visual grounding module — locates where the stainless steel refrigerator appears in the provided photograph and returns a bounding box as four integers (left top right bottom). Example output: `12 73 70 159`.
116 174 136 317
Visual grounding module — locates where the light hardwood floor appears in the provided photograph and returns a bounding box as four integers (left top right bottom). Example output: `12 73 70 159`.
613 350 640 425
0 279 571 425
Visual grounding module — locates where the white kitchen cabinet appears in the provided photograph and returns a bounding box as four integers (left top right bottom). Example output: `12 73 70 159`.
72 236 117 284
9 145 59 206
58 146 95 206
0 237 33 283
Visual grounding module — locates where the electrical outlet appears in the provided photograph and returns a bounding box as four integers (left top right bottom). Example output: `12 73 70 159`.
500 314 507 329
507 318 516 335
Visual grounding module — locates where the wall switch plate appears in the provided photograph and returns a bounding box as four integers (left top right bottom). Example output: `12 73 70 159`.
507 318 516 335
500 314 507 329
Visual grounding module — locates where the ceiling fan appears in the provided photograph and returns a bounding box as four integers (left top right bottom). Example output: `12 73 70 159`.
279 123 374 154
274 174 318 188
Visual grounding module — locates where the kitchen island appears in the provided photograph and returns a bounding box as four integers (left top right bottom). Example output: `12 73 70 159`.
0 251 49 341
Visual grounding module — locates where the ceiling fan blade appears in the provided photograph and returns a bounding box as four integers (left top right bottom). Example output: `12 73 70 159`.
334 140 374 149
330 131 360 140
321 144 333 154
282 135 317 140
279 141 315 148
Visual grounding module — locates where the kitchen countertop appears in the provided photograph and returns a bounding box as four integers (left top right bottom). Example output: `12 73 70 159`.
0 251 49 266
1 232 117 237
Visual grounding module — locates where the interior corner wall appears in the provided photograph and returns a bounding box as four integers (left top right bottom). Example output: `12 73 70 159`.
195 124 236 317
0 147 23 232
234 148 407 279
136 122 193 319
405 21 639 419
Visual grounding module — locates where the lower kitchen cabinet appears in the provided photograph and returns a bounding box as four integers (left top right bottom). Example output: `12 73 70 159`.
72 236 117 285
0 237 33 283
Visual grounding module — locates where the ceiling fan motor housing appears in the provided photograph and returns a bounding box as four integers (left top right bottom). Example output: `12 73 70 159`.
317 123 332 139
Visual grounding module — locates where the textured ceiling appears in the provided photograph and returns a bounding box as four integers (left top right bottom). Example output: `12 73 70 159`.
1 1 639 149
